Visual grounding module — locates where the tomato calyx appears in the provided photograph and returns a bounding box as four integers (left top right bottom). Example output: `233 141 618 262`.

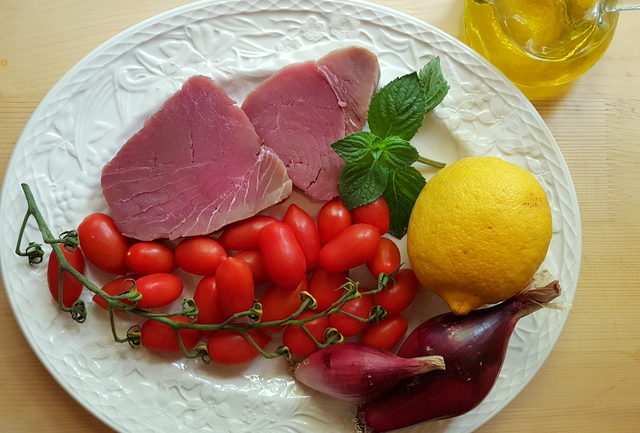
323 327 345 345
67 298 88 323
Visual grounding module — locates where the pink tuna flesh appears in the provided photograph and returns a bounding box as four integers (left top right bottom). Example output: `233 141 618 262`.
101 75 292 241
242 47 380 200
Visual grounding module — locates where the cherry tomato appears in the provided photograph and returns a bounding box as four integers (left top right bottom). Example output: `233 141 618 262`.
282 312 329 358
319 223 381 272
47 245 85 308
373 268 419 315
351 196 390 234
317 198 352 244
193 276 227 325
93 275 137 310
207 330 270 365
218 215 277 251
330 294 373 337
308 268 349 311
78 213 128 274
136 273 183 308
259 278 307 333
125 242 175 275
175 236 227 276
258 222 306 290
367 237 401 279
233 250 269 284
141 315 201 354
361 315 408 351
283 204 321 270
215 257 255 316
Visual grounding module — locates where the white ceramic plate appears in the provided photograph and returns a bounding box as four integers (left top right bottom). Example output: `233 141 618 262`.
0 0 581 432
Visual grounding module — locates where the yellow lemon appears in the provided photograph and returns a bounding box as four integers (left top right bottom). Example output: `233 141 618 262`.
407 156 552 315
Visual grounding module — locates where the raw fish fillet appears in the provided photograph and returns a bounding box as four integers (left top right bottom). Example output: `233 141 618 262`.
101 76 292 241
242 47 380 200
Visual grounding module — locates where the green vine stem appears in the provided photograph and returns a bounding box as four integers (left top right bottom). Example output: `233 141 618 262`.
16 183 394 360
417 155 446 168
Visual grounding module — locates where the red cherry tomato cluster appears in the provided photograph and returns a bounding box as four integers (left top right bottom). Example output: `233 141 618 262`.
47 195 420 366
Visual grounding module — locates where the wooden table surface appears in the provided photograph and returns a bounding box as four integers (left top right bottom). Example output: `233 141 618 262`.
1 1 639 432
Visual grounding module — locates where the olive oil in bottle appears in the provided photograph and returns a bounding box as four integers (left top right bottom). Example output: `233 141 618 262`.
464 0 618 96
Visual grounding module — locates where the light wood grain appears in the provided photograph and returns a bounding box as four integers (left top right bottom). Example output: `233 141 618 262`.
1 1 638 432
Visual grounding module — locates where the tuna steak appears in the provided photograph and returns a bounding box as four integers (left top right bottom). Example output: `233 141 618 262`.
101 76 292 241
242 47 380 200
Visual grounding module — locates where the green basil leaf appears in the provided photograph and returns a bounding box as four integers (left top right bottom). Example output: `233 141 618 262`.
418 57 450 114
384 166 426 238
338 161 388 209
331 132 377 163
377 136 419 169
367 73 427 141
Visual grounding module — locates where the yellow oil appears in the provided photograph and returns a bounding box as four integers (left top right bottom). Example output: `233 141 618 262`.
464 0 618 97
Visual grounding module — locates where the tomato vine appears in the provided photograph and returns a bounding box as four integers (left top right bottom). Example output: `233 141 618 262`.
15 183 392 363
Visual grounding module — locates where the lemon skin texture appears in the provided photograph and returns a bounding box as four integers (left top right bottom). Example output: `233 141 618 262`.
407 156 552 315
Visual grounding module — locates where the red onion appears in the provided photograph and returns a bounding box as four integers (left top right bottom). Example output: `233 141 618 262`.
294 342 445 402
358 280 561 432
